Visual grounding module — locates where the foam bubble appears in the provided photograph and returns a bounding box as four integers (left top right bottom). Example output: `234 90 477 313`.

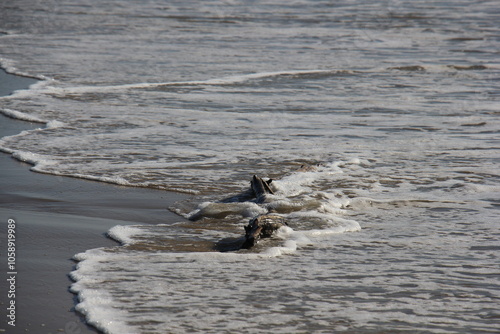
45 120 65 128
262 239 298 257
107 225 145 245
10 150 56 168
188 201 268 220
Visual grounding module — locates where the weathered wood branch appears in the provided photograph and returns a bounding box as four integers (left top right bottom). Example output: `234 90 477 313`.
241 214 288 249
250 175 274 203
195 168 319 250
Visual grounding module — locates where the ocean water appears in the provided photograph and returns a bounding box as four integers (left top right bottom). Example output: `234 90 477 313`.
1 0 499 333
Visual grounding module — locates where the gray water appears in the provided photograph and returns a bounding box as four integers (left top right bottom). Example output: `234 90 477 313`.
1 1 499 333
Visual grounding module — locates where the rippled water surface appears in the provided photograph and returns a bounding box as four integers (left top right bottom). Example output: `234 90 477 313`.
1 0 499 333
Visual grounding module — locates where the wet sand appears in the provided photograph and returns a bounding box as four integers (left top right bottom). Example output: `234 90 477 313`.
0 70 188 333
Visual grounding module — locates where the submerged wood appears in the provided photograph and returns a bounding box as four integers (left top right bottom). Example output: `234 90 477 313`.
241 214 288 249
196 168 319 250
237 167 321 249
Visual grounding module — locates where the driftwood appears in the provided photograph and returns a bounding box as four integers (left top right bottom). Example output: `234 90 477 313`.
195 168 318 250
241 214 288 249
240 175 288 249
250 175 274 203
240 167 321 249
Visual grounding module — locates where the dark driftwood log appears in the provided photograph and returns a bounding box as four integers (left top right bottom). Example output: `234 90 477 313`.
241 214 288 249
214 170 320 250
191 174 293 250
250 175 274 203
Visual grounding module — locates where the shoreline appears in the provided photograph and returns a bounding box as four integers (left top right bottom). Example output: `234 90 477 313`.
0 69 188 333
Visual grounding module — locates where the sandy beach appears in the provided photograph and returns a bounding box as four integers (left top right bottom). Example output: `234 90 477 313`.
0 70 188 333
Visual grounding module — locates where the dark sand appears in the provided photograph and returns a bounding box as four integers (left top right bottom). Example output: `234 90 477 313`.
0 70 39 99
0 70 188 333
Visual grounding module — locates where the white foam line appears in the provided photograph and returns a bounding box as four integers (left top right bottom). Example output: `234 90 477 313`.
0 108 46 123
107 225 146 246
0 109 66 160
7 64 498 97
0 57 48 81
44 69 346 95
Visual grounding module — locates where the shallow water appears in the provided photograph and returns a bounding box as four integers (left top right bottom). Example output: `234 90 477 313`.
1 0 499 333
